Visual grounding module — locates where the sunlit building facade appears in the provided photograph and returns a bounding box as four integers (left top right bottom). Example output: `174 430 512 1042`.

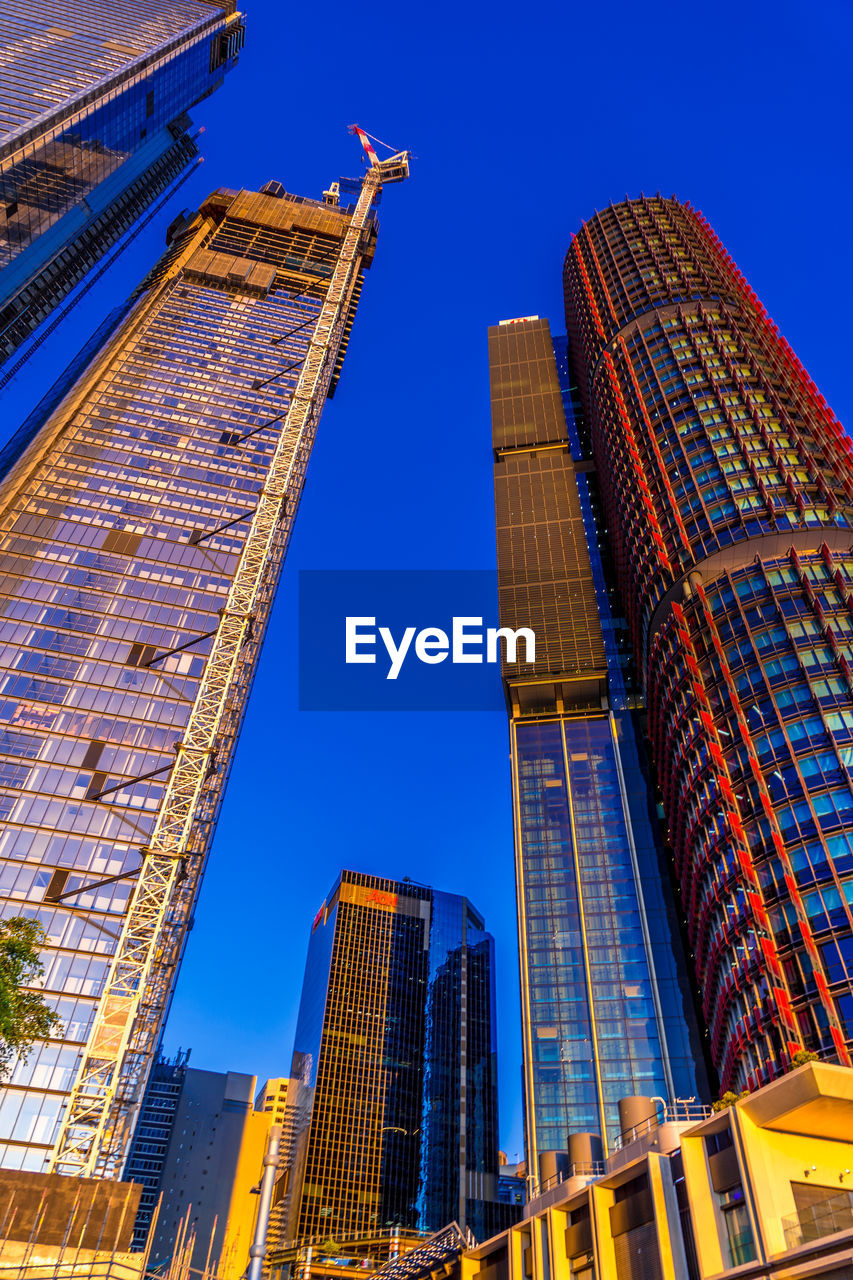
461 1062 853 1280
255 1076 296 1257
0 180 379 1171
0 0 245 368
279 871 505 1250
488 317 709 1169
563 196 853 1091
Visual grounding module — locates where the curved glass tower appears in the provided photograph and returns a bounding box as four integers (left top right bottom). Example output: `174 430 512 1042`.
564 196 853 1091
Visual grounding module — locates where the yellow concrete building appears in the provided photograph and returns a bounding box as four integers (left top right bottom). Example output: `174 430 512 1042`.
257 1078 291 1126
217 1106 276 1279
461 1063 853 1280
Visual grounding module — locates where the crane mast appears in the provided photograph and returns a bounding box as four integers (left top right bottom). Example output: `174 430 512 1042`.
50 130 410 1178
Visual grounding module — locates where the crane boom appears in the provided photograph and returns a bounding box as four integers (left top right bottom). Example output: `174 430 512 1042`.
351 125 381 168
350 123 411 184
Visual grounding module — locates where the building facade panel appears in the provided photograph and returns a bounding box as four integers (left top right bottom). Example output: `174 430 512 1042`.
494 448 606 688
123 1048 189 1250
0 0 245 365
126 1064 257 1271
488 319 568 451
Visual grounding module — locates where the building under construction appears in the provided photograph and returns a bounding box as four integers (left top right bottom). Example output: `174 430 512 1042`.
0 133 409 1184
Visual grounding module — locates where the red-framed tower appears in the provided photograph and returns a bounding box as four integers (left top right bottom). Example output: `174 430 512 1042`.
564 196 853 1090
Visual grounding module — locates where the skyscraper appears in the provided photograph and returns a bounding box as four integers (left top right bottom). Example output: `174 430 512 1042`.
0 158 398 1177
0 0 245 369
563 195 853 1091
279 870 504 1251
123 1048 189 1251
488 317 709 1170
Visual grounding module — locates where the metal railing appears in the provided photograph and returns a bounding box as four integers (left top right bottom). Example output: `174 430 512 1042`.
279 1228 427 1254
613 1101 713 1151
0 1266 142 1279
528 1162 605 1200
782 1189 853 1250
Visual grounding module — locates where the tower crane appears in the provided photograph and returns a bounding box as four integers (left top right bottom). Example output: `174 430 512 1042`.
49 127 410 1179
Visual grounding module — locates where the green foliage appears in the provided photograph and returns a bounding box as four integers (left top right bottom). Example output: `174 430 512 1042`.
0 918 62 1079
711 1089 750 1113
791 1049 820 1067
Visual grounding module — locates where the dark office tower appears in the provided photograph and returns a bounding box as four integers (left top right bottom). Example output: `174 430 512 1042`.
488 317 708 1170
123 1049 190 1251
0 0 245 369
563 196 853 1092
280 871 503 1250
0 173 385 1178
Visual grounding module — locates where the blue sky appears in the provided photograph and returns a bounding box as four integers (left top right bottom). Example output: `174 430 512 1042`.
2 0 852 1158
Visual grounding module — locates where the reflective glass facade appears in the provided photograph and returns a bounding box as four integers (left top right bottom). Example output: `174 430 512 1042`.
564 196 853 1089
280 871 504 1248
0 184 375 1171
513 715 704 1155
0 0 245 364
489 317 708 1166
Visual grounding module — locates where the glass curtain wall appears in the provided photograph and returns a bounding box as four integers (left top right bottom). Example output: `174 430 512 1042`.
0 184 367 1170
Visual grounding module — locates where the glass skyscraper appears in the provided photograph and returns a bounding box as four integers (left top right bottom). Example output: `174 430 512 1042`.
278 870 505 1252
0 176 381 1175
563 196 853 1091
0 0 245 369
488 316 709 1167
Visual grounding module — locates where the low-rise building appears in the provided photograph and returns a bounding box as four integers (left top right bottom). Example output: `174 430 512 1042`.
125 1062 284 1276
461 1062 853 1280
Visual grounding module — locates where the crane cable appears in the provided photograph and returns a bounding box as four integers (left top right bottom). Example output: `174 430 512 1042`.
356 129 399 154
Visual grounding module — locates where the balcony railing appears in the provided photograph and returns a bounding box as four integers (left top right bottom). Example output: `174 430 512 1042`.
613 1101 714 1151
528 1162 606 1199
782 1189 853 1250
